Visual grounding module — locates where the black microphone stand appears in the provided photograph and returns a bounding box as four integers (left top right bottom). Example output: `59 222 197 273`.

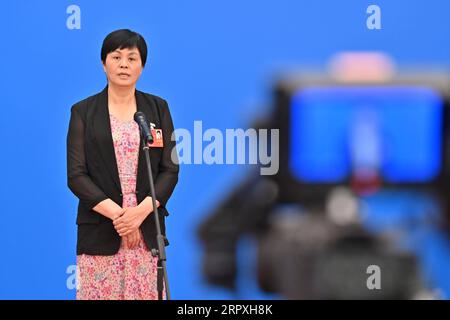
140 133 171 300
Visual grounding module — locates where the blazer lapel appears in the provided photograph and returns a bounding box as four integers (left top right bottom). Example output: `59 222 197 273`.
93 86 122 193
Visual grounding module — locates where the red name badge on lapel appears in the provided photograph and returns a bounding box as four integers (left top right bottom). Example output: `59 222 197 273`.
149 128 164 147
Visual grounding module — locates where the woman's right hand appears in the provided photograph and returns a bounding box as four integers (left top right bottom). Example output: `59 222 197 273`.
93 198 126 220
111 206 126 220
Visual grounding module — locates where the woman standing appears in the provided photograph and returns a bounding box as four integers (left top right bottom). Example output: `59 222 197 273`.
67 29 179 299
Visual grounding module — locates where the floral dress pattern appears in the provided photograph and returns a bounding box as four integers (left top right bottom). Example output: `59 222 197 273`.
76 114 163 300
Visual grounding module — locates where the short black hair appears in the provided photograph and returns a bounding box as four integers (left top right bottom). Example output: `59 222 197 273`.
101 29 148 67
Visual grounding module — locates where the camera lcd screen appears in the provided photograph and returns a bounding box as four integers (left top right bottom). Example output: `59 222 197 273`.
289 86 444 183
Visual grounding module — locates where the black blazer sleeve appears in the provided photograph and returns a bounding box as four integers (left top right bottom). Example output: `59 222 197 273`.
67 104 109 211
154 98 179 208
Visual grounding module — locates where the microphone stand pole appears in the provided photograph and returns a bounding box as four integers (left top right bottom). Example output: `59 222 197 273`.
140 136 171 300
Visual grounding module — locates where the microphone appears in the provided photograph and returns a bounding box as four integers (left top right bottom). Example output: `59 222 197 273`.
134 111 154 144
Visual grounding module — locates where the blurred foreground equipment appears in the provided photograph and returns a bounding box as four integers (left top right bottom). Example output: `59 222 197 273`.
198 53 450 299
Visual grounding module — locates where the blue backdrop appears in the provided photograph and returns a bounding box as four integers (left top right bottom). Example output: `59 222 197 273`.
1 0 450 299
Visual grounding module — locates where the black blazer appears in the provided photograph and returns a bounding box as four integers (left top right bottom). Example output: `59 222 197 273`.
67 86 179 255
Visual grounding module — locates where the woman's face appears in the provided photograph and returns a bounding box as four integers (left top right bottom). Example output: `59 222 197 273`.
103 47 143 87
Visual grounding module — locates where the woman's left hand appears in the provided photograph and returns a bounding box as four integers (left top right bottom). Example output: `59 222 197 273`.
113 206 147 236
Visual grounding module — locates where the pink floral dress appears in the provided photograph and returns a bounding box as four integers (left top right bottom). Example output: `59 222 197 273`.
76 114 162 300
